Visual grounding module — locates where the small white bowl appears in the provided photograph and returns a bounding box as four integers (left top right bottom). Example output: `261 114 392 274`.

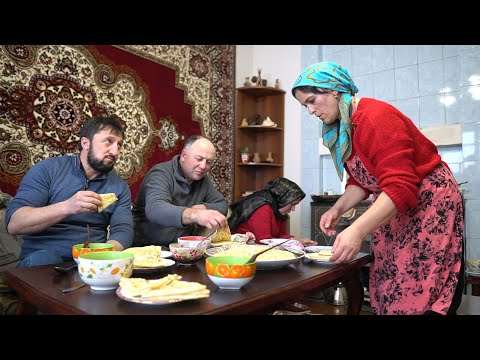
78 251 134 291
207 274 254 290
177 235 211 249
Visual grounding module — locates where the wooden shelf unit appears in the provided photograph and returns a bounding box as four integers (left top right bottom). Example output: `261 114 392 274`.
234 86 285 202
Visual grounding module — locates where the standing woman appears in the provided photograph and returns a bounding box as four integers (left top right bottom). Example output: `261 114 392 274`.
292 62 464 315
228 177 317 247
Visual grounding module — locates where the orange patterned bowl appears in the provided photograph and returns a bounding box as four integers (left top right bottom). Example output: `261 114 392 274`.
72 243 115 264
205 256 256 290
78 251 134 291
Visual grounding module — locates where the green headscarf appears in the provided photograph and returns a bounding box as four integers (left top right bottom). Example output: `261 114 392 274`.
291 62 359 180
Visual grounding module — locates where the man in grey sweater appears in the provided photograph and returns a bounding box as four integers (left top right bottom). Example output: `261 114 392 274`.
132 135 228 247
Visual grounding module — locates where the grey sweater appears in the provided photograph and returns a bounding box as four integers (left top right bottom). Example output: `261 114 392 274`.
132 155 228 247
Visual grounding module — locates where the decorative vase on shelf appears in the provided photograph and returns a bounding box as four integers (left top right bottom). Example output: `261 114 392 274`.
252 152 261 163
240 147 250 164
265 152 274 163
244 77 251 87
241 153 250 164
240 118 249 127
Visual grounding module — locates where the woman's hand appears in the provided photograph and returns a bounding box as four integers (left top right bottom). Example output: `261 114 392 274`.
245 232 256 244
298 238 318 246
329 225 363 264
319 207 342 236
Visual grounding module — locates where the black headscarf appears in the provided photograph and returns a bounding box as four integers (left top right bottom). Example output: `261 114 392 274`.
228 177 306 231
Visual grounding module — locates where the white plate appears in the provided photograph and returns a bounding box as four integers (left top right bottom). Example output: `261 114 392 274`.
160 251 172 258
116 286 209 305
259 238 293 246
304 246 335 264
205 244 305 270
259 239 305 251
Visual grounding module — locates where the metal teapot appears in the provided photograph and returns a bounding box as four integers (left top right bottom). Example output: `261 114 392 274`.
323 282 348 306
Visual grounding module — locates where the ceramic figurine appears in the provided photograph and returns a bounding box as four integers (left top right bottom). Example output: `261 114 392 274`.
275 79 280 88
265 152 274 163
255 68 262 86
240 118 249 127
240 146 250 164
241 153 250 164
262 116 277 127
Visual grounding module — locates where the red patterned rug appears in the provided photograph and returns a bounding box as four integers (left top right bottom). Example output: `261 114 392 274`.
0 45 235 202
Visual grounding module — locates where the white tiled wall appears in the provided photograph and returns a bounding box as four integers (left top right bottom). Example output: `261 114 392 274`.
300 45 480 261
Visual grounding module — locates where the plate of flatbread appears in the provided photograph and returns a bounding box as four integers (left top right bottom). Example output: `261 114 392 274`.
116 274 210 305
304 246 335 264
98 193 118 213
123 246 175 274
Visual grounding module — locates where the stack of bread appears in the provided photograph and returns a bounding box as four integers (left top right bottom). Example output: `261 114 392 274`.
119 274 210 301
123 245 168 268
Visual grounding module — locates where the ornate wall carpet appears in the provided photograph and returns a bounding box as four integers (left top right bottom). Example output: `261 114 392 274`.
0 45 235 202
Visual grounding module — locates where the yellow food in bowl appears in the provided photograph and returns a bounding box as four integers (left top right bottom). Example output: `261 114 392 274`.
213 244 295 261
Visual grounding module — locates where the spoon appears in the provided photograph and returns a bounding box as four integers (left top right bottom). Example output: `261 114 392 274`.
196 229 217 250
62 283 86 293
54 264 78 274
244 239 290 264
83 224 90 248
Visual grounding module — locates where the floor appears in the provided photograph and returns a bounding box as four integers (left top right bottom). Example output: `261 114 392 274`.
300 297 374 315
272 288 374 315
284 292 480 315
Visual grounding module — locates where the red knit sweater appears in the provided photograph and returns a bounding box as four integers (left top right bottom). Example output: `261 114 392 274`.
233 204 291 243
346 98 441 213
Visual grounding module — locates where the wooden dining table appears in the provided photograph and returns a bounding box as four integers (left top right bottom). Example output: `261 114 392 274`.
4 253 372 315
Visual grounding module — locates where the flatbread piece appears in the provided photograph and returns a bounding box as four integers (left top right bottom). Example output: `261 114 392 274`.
98 193 118 212
210 225 231 243
306 249 333 261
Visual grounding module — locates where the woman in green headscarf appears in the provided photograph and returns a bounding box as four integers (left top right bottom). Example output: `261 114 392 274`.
292 62 464 315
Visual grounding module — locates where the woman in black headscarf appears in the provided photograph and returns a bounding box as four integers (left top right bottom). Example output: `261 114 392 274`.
228 178 317 247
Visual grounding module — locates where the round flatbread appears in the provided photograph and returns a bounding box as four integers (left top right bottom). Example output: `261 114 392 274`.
306 249 333 261
123 246 169 268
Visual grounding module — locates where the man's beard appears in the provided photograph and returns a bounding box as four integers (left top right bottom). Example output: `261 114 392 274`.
87 147 115 173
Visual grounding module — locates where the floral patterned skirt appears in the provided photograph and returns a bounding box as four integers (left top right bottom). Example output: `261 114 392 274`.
347 154 463 315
